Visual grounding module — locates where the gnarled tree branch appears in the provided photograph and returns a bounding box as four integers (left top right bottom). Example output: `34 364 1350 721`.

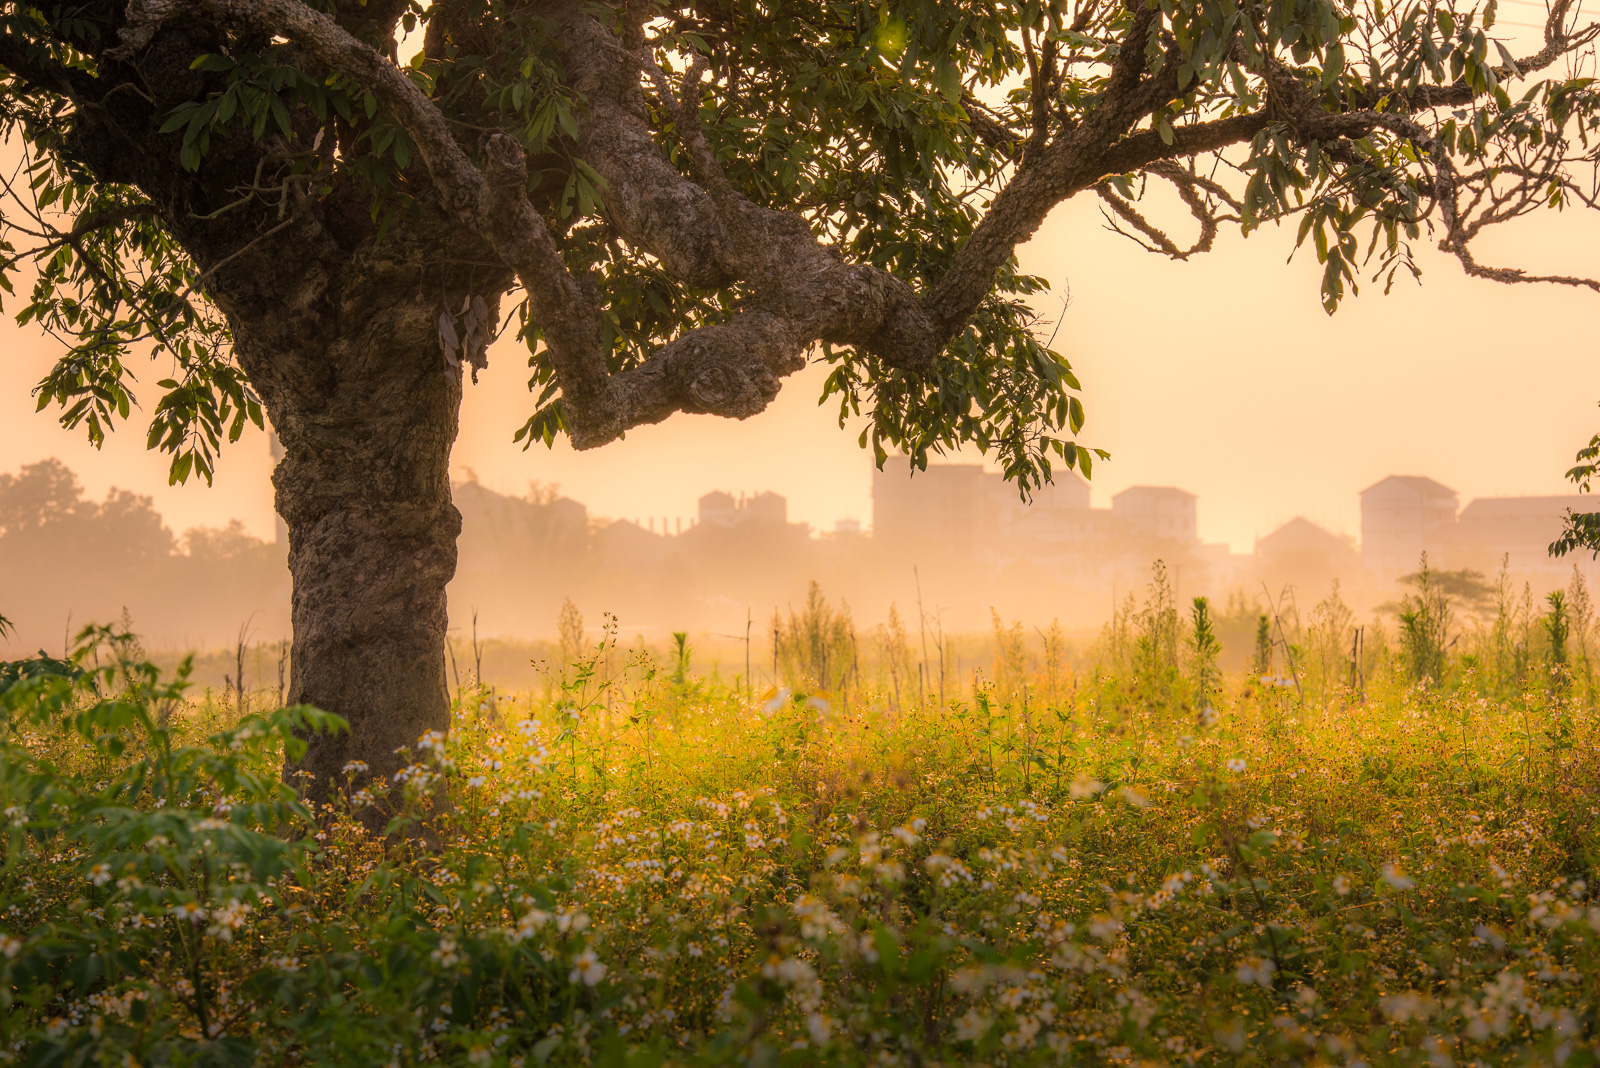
108 0 1600 456
114 0 944 450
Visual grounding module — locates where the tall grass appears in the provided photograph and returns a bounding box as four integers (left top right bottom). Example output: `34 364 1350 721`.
2 577 1598 1066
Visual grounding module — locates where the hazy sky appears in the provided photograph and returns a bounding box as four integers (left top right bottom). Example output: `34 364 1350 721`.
4 25 1597 553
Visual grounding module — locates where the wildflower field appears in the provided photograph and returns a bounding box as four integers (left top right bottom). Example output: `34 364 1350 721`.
3 576 1600 1068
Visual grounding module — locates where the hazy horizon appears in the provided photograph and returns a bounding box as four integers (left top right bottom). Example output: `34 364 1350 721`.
4 8 1598 561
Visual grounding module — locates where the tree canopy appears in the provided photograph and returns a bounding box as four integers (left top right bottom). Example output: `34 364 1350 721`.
4 0 1598 493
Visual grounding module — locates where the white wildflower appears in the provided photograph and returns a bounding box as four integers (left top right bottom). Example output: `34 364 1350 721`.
1068 772 1104 800
1379 990 1434 1023
1235 955 1276 987
1117 785 1150 808
170 901 206 924
954 1010 991 1042
569 948 606 986
1382 863 1416 890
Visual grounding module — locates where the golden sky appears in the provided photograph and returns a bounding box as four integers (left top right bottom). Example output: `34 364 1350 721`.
3 13 1597 553
6 191 1596 553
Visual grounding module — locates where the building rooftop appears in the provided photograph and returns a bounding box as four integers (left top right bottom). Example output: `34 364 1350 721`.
1359 475 1458 499
1256 516 1353 553
1112 485 1197 501
1458 495 1590 519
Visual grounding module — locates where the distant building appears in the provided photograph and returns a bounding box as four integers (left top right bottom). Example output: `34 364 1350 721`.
746 491 787 525
872 456 1218 566
548 497 589 536
871 456 1004 560
1256 516 1359 592
1112 486 1198 544
834 518 862 534
1452 496 1591 573
594 518 671 572
1260 514 1350 559
1006 506 1106 547
698 490 787 528
1257 516 1355 560
1030 471 1091 512
1000 470 1093 544
454 478 588 544
1360 475 1458 575
698 490 737 527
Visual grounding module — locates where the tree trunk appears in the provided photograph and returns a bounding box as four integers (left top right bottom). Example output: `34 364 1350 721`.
234 276 467 826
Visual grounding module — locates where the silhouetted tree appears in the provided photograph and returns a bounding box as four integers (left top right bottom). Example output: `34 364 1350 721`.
0 460 289 651
0 461 175 632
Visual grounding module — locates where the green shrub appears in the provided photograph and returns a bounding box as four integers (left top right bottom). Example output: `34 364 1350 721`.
1188 596 1220 708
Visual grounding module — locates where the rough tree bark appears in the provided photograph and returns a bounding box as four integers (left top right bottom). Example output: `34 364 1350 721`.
204 204 508 819
266 297 459 802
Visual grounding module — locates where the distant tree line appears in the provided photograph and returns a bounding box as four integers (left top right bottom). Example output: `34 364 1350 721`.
0 459 289 653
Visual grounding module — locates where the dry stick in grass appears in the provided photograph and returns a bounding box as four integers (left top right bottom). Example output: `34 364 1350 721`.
915 565 931 712
234 614 257 715
446 634 462 707
235 629 245 714
276 639 288 709
711 622 754 702
1349 626 1365 702
1262 582 1304 703
471 609 483 695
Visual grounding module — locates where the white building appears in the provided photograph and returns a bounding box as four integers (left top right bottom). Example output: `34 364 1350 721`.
1111 486 1198 544
697 490 787 528
871 456 1002 559
871 457 1096 556
1453 495 1591 573
1359 475 1459 576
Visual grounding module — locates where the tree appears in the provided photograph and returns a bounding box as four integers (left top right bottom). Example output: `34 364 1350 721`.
1395 562 1495 617
5 0 1599 808
0 458 175 568
0 458 291 651
1398 553 1452 683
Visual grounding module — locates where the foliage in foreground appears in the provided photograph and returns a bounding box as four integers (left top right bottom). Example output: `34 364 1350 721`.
2 626 1599 1067
1554 417 1600 561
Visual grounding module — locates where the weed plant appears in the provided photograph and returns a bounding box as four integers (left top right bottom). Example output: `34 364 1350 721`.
1 604 1598 1067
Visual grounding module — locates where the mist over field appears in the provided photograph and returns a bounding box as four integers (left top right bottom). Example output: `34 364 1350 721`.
8 140 1600 686
5 450 1598 698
